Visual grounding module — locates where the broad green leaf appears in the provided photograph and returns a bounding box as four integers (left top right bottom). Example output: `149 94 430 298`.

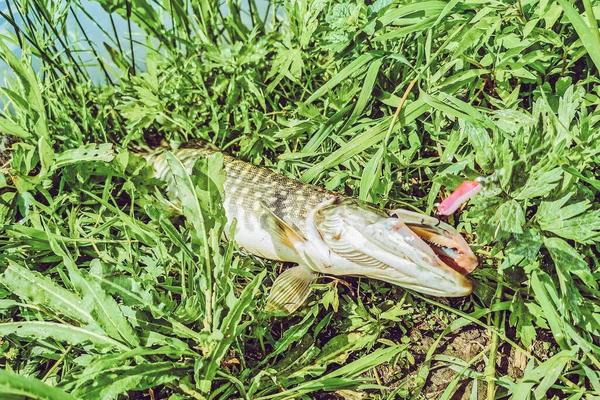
544 237 596 290
494 200 525 234
0 369 76 400
543 237 594 323
530 271 568 350
509 296 537 348
562 166 600 190
165 151 207 247
373 16 437 41
358 146 384 201
536 193 574 222
0 116 30 138
347 58 382 126
1 262 93 324
43 228 139 348
52 143 115 170
326 345 406 378
422 92 477 124
72 362 187 399
514 166 562 200
78 347 194 378
537 197 600 243
502 229 542 269
290 330 379 378
377 1 445 26
75 263 140 348
90 272 207 346
262 312 316 363
0 322 129 350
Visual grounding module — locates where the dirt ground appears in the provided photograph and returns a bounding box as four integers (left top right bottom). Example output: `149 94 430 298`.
322 325 554 400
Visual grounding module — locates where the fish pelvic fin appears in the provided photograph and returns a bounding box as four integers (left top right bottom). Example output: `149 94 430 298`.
265 265 317 314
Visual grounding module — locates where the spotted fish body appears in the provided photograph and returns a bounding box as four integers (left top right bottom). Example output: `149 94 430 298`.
144 141 478 313
145 142 340 263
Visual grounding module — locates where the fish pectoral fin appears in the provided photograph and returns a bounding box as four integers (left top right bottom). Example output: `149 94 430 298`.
259 200 306 249
265 264 317 314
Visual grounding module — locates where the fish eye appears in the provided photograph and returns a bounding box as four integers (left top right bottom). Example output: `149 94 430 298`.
389 213 398 218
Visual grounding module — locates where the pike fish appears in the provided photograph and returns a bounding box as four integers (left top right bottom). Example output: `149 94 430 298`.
144 141 478 313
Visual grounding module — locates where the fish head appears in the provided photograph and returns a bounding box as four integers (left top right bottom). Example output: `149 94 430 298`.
307 199 477 297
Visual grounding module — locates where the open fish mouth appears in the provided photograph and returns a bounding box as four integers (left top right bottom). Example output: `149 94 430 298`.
310 200 477 297
390 209 478 276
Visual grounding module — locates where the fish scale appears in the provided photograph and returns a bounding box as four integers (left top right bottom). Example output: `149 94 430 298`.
143 141 341 262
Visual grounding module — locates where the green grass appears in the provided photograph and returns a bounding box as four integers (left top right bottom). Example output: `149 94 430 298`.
1 0 600 398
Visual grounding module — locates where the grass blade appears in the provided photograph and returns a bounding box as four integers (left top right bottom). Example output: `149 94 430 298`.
305 53 376 104
558 0 600 72
301 97 428 183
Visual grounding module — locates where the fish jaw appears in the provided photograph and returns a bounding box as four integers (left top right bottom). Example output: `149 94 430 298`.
301 199 476 297
388 209 478 275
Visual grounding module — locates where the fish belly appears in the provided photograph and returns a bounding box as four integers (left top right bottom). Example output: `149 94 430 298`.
224 207 303 263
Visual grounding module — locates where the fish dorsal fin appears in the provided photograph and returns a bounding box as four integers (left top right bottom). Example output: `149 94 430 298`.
258 200 306 249
265 265 317 314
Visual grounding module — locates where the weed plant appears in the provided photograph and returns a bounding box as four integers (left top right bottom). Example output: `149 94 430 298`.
0 0 600 398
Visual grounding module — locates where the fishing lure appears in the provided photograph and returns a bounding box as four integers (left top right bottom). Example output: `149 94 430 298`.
437 180 482 216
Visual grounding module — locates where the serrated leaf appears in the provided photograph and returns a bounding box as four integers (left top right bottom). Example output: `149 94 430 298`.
502 229 542 269
75 264 140 348
0 369 76 400
536 193 574 222
0 117 30 138
0 321 128 350
494 199 525 234
544 237 596 289
464 122 493 171
509 296 537 348
44 228 139 348
72 362 186 399
514 166 562 200
1 262 93 324
538 197 600 243
543 237 593 323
